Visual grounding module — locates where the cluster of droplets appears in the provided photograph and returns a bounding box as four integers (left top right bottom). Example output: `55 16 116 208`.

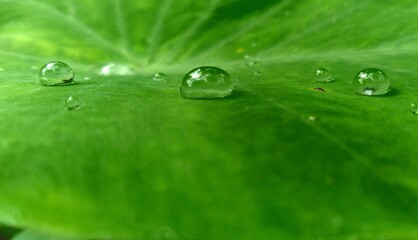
37 60 415 114
313 67 390 96
38 61 236 110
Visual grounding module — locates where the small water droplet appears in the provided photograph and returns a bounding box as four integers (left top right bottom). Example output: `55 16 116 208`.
314 68 334 82
99 63 134 76
411 103 418 114
66 96 80 110
153 73 169 82
84 77 91 80
243 55 257 66
308 116 317 121
180 66 233 99
39 61 74 86
252 70 261 79
353 68 390 96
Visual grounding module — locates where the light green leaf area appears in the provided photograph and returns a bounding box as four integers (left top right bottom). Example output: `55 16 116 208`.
0 0 417 239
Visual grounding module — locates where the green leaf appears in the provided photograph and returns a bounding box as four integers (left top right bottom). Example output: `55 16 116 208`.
0 0 417 239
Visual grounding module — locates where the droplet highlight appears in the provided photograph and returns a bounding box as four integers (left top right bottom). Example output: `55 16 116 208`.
353 68 390 96
39 61 74 86
308 116 317 121
66 96 81 110
153 73 169 82
180 66 233 99
314 68 334 82
99 63 134 76
243 55 257 66
411 103 418 114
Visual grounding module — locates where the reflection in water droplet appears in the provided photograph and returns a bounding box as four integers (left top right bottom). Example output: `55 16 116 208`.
153 73 169 82
411 103 418 114
243 55 257 66
39 61 74 86
180 66 233 99
353 68 389 96
99 63 134 76
314 68 334 82
66 96 81 110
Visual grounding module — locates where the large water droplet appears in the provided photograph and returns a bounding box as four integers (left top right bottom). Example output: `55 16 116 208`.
99 63 134 76
243 55 257 66
153 73 169 82
180 66 233 99
411 103 418 114
39 61 74 86
353 68 390 96
314 68 334 82
66 96 80 110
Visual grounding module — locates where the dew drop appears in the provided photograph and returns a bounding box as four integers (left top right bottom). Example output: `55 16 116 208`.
314 68 334 82
153 72 169 82
39 61 74 86
99 63 134 76
252 70 261 79
353 68 390 96
180 66 233 99
243 55 257 66
66 96 80 110
308 116 317 121
411 103 418 114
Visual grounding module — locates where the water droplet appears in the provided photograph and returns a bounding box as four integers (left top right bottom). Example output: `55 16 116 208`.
314 68 334 82
252 70 261 79
243 55 257 66
153 73 169 82
84 77 91 80
411 103 418 114
308 116 317 121
180 66 233 99
99 63 134 76
39 61 74 86
66 96 80 110
353 68 390 96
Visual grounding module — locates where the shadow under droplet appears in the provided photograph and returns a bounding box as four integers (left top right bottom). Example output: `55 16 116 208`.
377 88 399 98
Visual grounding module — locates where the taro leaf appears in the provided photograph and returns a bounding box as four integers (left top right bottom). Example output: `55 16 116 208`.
0 0 417 239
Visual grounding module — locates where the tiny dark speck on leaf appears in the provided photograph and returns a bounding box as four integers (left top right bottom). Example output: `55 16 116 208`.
313 87 326 92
